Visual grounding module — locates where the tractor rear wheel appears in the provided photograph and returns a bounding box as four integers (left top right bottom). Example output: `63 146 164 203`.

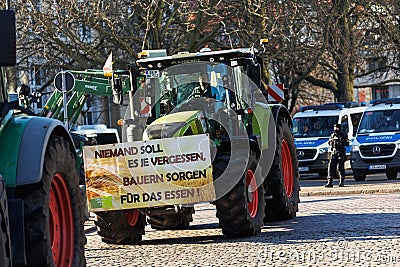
15 136 85 266
215 152 265 237
95 209 146 244
264 118 300 222
0 217 10 267
0 176 11 267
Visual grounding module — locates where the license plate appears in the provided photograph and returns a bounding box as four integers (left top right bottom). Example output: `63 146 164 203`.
368 164 386 170
145 70 160 78
299 166 309 172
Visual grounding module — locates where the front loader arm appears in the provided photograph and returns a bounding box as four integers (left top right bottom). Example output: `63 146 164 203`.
40 70 131 125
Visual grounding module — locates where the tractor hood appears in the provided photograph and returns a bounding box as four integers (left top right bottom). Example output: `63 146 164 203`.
143 110 206 140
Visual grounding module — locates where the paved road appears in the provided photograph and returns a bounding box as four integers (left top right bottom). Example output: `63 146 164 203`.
85 189 400 266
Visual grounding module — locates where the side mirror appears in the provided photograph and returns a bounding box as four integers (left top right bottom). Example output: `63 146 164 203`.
246 64 261 88
0 10 16 66
112 77 123 105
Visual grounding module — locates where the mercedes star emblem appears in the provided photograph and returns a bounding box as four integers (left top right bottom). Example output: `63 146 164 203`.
372 146 381 154
297 150 305 158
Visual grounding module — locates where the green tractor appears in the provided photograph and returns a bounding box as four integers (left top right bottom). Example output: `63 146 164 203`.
0 9 85 266
79 47 300 242
7 33 299 245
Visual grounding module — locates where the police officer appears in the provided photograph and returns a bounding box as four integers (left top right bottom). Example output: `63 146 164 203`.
325 124 349 187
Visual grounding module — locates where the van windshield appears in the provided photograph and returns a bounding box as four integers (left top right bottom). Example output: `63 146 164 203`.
293 116 338 138
358 110 400 134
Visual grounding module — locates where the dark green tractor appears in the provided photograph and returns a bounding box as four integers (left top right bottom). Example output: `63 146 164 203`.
0 9 85 266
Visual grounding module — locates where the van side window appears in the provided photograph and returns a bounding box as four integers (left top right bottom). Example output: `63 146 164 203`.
350 112 363 134
341 115 349 135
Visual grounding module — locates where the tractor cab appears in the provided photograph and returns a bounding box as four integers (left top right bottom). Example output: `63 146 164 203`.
132 48 268 145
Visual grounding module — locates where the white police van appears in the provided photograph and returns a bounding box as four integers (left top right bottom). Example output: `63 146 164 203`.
292 103 366 176
350 98 400 181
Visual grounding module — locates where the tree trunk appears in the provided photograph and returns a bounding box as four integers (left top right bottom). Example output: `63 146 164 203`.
336 62 354 102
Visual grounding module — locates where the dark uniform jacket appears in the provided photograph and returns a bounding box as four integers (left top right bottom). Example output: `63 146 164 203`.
328 131 349 156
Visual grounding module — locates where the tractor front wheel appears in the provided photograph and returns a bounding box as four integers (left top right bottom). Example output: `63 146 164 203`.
147 206 194 230
95 209 146 244
215 152 265 237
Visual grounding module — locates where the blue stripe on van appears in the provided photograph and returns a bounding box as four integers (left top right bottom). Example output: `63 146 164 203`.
294 138 329 148
356 134 400 144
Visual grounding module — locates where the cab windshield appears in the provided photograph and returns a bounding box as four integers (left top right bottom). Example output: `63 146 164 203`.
292 116 338 138
358 110 400 134
154 63 231 107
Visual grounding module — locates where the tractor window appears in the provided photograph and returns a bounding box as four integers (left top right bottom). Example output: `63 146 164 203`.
232 65 254 109
154 63 233 108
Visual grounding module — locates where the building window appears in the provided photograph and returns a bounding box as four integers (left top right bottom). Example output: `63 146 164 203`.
372 86 389 99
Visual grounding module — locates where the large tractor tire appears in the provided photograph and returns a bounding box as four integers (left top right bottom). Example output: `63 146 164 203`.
215 152 265 237
0 216 10 267
264 118 300 222
15 136 86 267
0 177 11 267
95 209 146 244
147 207 194 230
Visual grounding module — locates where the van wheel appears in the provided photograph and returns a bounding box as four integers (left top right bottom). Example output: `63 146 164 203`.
386 170 398 180
353 171 366 181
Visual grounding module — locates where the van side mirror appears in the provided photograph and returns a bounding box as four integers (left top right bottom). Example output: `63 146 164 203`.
353 129 357 137
0 10 16 66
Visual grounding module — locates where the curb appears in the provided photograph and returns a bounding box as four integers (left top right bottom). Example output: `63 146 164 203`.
300 187 400 197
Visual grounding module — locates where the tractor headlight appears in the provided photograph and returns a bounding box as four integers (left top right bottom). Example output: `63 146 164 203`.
319 147 329 154
351 145 359 152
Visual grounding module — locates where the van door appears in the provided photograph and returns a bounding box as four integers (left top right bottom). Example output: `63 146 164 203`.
340 114 352 155
340 114 349 137
350 112 363 137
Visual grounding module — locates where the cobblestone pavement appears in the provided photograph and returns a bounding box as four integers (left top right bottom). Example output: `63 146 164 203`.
85 192 400 267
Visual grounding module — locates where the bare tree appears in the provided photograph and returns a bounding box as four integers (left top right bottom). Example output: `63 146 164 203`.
237 1 330 112
305 1 400 102
8 0 400 114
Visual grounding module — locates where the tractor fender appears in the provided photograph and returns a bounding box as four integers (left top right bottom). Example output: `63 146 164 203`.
269 104 292 127
16 117 75 186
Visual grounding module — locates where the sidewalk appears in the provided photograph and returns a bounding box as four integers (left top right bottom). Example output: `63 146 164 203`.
299 172 400 196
